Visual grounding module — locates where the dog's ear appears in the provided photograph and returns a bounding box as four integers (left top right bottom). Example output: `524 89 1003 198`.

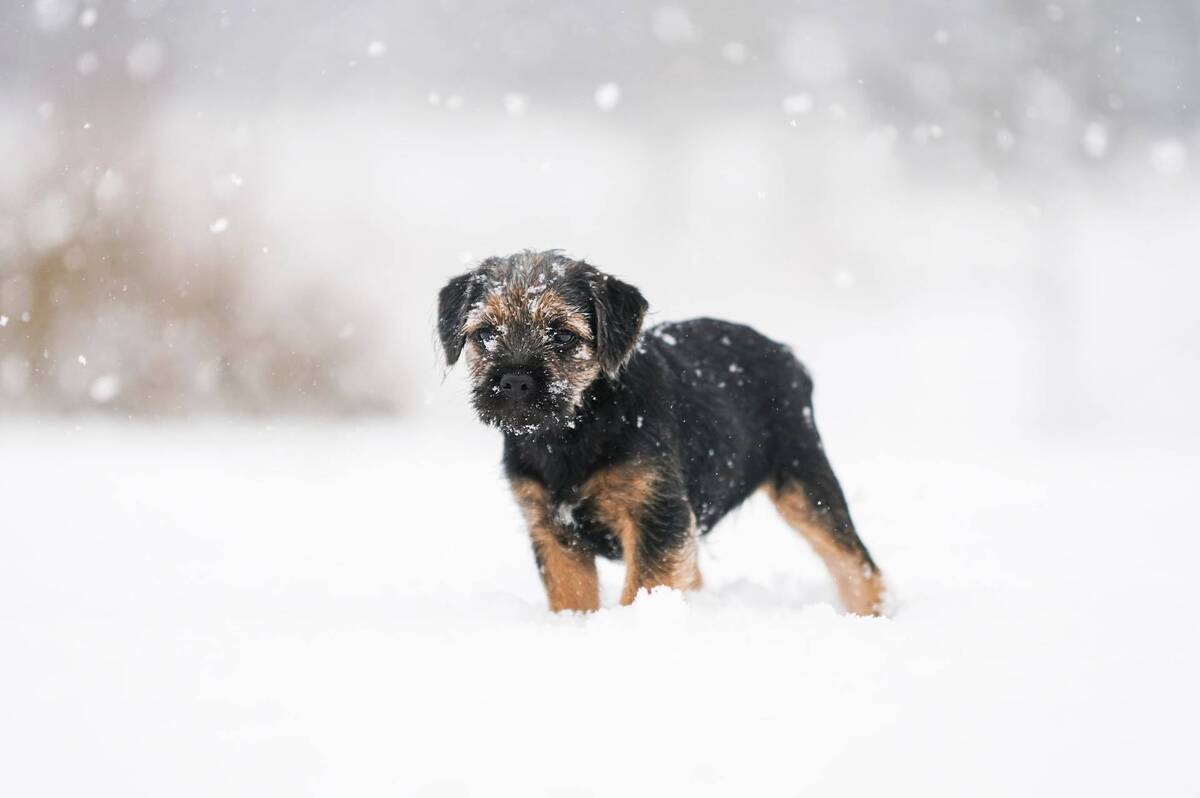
438 271 481 366
589 275 648 378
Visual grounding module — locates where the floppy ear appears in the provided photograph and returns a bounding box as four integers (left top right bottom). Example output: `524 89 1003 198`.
590 275 648 378
437 272 481 366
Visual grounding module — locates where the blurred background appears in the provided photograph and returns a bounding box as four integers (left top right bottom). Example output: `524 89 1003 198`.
2 0 1198 446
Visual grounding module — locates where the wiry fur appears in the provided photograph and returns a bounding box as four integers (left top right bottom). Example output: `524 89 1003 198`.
438 250 887 615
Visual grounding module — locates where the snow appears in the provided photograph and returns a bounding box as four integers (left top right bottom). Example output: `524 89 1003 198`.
651 6 696 46
25 190 76 253
34 0 78 32
593 82 621 112
782 93 814 116
124 0 167 20
502 92 529 117
1083 122 1109 159
94 168 129 214
1 420 1195 797
88 374 122 403
126 38 165 82
720 41 748 65
780 18 848 84
75 51 99 76
1150 139 1188 176
209 216 229 234
555 501 577 528
0 356 28 395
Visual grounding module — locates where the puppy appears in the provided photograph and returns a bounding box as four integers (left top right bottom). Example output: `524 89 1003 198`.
438 250 886 614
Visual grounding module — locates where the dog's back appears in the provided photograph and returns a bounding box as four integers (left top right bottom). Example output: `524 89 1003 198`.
637 318 816 534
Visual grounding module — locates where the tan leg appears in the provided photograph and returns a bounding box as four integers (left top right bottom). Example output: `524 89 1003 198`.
616 513 702 605
531 528 600 613
511 479 599 612
766 482 887 616
577 463 702 606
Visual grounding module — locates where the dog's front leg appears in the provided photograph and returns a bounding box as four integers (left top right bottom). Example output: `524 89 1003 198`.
511 479 599 612
530 529 599 613
616 498 702 606
580 464 703 606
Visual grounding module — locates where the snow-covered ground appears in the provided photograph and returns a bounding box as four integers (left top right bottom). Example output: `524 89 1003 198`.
2 419 1197 796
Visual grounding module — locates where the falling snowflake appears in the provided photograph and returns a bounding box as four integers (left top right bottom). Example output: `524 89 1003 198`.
76 51 100 76
1150 139 1188 176
126 38 165 82
34 0 77 32
651 6 695 46
503 92 529 117
721 41 748 64
594 82 621 112
89 374 122 404
1082 123 1108 159
782 94 814 115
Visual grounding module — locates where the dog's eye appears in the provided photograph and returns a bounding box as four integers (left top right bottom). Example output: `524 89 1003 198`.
551 330 577 347
474 328 497 346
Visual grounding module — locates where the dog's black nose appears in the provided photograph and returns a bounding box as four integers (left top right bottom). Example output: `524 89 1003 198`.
499 372 536 403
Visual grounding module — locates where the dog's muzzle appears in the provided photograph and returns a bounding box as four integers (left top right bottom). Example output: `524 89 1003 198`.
498 372 537 406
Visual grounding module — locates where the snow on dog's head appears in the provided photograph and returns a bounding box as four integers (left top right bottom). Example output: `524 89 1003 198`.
437 250 647 436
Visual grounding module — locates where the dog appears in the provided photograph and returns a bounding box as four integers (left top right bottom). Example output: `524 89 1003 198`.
438 250 887 615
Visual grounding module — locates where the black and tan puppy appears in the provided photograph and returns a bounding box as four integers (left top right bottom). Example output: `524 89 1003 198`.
438 250 887 615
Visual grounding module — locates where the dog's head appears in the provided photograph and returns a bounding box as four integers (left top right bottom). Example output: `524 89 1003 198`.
438 250 647 435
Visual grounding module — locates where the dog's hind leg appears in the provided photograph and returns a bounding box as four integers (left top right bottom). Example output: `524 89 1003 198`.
765 446 887 617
